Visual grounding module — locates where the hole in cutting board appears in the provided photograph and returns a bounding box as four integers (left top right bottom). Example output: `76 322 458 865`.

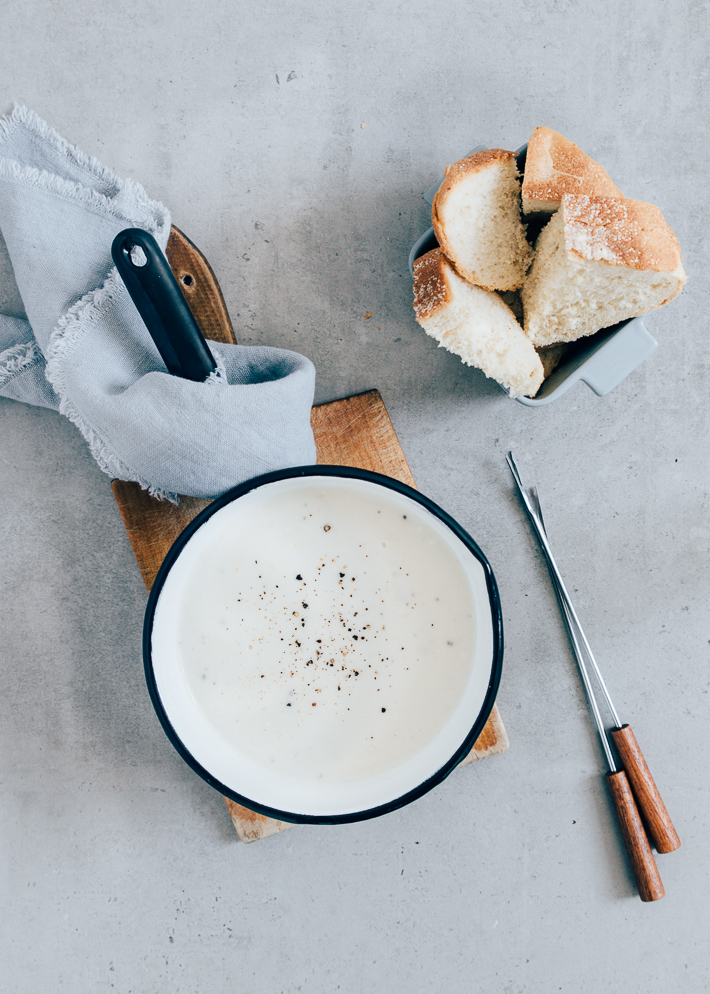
181 273 194 287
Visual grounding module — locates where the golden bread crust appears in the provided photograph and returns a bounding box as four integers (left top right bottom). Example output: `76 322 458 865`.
522 127 622 209
562 194 685 276
412 248 454 320
435 148 515 197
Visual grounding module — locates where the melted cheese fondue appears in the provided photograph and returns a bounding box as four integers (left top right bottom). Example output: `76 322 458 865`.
151 476 492 812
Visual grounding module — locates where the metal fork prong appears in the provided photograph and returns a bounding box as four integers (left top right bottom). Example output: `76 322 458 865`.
506 450 525 490
506 452 534 512
529 485 545 529
507 453 545 530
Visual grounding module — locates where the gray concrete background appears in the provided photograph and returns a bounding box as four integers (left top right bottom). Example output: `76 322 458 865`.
1 1 708 990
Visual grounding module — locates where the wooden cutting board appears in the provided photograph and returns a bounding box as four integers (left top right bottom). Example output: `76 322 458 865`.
112 226 509 842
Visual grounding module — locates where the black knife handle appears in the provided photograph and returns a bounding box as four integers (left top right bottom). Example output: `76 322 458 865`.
111 228 217 382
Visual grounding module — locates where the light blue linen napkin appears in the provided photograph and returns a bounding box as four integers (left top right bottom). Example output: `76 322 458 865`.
0 106 316 498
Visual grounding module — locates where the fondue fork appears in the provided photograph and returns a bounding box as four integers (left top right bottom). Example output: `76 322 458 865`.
507 451 680 851
506 452 680 902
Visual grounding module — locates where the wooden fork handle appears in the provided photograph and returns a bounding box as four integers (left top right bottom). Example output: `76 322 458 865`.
607 770 665 902
611 724 681 854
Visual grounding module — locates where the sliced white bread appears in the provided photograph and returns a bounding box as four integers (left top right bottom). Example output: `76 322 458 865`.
522 194 687 347
522 127 622 215
413 248 544 398
432 149 531 292
536 342 572 378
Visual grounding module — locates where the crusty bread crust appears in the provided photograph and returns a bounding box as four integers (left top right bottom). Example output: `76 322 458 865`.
522 127 622 212
412 248 454 321
563 194 685 278
434 148 516 198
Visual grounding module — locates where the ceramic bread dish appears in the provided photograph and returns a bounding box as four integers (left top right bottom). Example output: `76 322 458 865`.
409 143 664 406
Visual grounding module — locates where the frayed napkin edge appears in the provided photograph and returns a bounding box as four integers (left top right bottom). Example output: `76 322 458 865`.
0 105 171 238
0 104 119 186
0 340 45 387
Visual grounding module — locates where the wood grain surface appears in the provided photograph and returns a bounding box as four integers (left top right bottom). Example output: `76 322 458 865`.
610 724 681 854
165 226 236 345
606 770 665 902
112 225 508 843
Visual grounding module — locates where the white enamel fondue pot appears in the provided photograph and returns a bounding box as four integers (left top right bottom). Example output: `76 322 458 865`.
143 466 503 824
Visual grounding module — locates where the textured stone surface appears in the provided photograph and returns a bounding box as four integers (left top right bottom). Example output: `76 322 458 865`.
1 1 708 990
